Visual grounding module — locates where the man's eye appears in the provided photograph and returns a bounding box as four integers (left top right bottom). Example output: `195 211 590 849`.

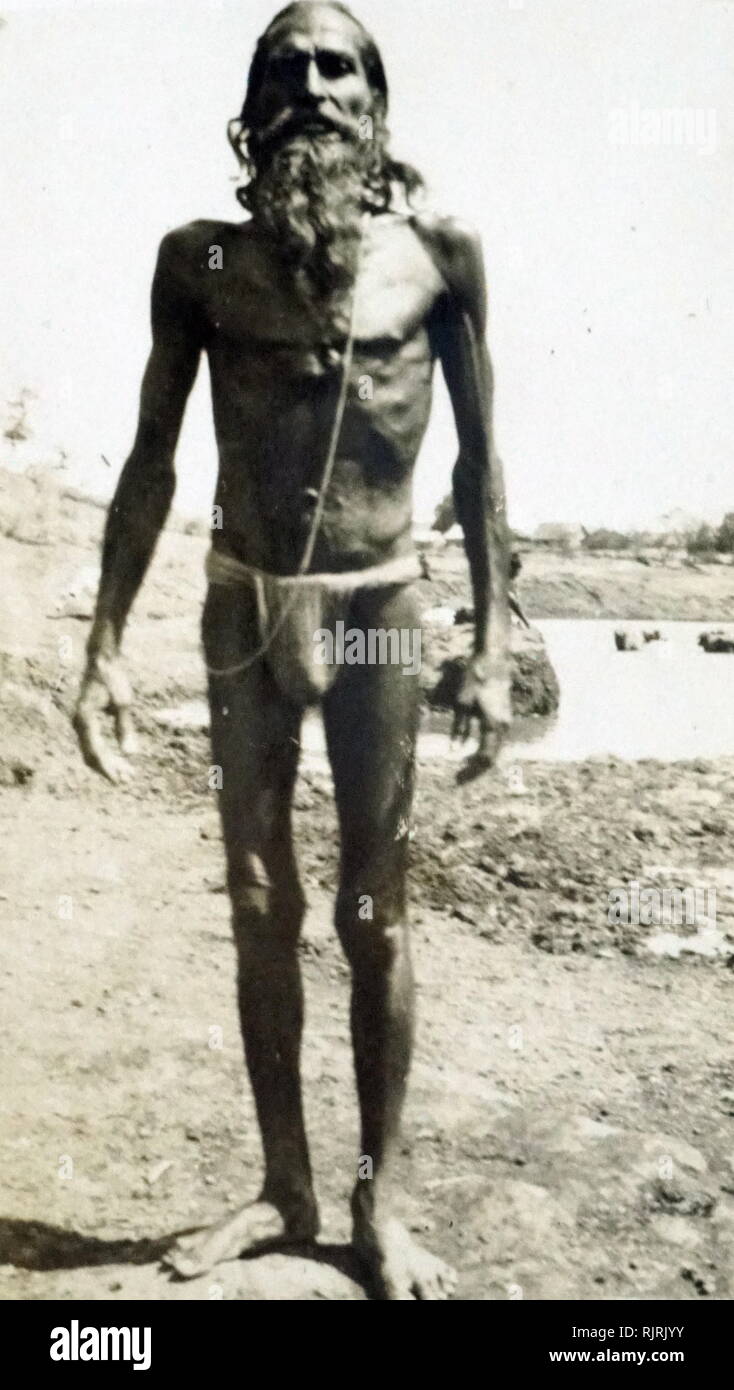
318 53 352 79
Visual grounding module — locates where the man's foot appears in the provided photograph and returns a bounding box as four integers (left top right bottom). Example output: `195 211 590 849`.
353 1216 457 1300
163 1197 319 1280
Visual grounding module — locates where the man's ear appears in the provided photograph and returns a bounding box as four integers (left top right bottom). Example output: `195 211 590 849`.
227 117 247 163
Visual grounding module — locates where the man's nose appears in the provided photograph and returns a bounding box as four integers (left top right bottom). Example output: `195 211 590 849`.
301 56 327 101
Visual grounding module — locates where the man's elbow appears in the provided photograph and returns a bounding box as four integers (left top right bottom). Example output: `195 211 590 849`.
451 451 492 513
111 440 175 522
125 414 180 476
453 458 510 548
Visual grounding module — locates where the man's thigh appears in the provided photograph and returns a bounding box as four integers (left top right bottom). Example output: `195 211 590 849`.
202 584 303 880
322 583 422 881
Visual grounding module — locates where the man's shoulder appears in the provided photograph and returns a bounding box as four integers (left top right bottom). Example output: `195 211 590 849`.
411 211 482 253
157 217 253 268
408 211 486 307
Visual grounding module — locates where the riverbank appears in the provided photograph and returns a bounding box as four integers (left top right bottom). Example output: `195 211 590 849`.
424 546 734 623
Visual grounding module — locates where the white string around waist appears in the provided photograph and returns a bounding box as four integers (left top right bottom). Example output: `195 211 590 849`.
204 549 425 679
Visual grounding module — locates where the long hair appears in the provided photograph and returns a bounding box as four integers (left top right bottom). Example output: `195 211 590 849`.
233 2 425 212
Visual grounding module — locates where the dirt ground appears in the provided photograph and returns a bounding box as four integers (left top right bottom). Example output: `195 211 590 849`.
1 470 733 1301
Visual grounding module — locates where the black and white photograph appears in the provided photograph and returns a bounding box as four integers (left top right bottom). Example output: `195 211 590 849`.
0 0 732 1335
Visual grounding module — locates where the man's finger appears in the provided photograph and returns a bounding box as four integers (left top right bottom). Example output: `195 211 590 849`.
74 708 117 781
73 707 132 783
454 708 470 744
115 706 139 757
477 722 505 766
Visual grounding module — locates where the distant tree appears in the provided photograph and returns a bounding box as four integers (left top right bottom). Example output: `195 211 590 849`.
3 388 35 443
583 528 630 551
715 513 734 554
686 523 716 555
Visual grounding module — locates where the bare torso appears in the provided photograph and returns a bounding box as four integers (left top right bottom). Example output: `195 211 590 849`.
168 211 448 571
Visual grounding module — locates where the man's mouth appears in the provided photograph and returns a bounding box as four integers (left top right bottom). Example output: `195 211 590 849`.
297 116 338 134
284 113 345 142
260 109 347 149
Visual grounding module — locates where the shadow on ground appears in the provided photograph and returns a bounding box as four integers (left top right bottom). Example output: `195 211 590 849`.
0 1217 366 1299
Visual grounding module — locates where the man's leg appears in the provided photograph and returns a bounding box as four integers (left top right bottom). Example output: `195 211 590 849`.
322 584 457 1300
167 585 318 1278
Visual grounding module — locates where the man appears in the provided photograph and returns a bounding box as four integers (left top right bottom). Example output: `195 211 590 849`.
74 1 511 1300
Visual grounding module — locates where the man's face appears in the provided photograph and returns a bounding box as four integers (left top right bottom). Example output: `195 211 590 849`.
252 5 373 151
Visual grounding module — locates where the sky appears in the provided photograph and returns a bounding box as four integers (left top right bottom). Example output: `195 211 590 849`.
1 0 732 531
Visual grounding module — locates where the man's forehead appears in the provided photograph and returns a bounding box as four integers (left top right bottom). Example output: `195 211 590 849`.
266 6 363 58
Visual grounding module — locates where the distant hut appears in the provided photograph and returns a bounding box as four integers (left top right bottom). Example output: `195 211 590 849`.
533 522 585 552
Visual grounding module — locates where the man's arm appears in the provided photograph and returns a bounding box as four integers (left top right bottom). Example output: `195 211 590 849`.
75 231 203 780
428 219 512 763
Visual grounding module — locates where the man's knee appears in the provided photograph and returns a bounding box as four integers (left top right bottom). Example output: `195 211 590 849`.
228 850 305 947
335 882 407 968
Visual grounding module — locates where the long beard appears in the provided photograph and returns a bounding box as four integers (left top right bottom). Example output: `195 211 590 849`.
245 133 378 319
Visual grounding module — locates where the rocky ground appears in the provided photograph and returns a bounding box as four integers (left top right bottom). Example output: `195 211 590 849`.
1 467 733 1300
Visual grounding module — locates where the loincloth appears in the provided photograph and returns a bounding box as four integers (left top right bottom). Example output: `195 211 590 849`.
204 545 425 703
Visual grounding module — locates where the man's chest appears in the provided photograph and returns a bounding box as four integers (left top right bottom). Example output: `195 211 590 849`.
202 217 446 352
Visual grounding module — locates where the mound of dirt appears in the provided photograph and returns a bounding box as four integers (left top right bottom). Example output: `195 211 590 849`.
420 618 560 718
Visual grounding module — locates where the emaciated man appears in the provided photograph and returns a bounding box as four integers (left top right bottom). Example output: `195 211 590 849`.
75 1 511 1299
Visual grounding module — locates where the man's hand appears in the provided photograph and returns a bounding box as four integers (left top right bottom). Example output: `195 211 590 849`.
73 653 138 783
452 656 511 779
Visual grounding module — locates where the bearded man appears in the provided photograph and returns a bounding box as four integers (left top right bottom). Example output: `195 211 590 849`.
74 0 511 1300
